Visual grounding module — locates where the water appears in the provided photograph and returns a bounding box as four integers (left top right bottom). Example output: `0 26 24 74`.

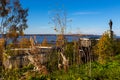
17 34 103 44
1 34 82 44
18 35 80 43
0 34 111 43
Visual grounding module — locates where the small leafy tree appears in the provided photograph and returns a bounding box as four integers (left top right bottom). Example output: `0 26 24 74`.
6 0 28 43
41 38 48 46
19 38 31 48
0 0 10 35
0 0 28 43
94 31 115 64
56 34 65 47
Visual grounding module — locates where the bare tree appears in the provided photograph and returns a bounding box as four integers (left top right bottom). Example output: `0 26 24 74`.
51 10 67 34
49 4 70 71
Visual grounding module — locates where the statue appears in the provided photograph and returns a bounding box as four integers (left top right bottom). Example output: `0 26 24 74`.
109 19 113 30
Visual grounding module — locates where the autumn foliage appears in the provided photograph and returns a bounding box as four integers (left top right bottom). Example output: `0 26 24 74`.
41 38 48 46
56 34 65 47
0 38 5 63
19 38 31 48
0 0 28 43
94 32 115 64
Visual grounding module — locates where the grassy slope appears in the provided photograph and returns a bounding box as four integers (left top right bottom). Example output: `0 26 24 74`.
1 54 120 80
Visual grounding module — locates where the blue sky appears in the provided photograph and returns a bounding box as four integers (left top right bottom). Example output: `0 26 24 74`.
21 0 120 35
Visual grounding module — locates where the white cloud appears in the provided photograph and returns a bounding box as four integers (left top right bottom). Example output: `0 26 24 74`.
73 11 100 15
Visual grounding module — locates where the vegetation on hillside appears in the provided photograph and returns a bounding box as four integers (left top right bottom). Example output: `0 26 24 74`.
1 54 120 80
1 0 120 80
1 30 120 80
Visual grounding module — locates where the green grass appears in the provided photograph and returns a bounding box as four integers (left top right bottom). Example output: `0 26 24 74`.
47 54 120 80
2 54 120 80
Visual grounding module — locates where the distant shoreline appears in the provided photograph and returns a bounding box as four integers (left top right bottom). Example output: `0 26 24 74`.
0 33 101 36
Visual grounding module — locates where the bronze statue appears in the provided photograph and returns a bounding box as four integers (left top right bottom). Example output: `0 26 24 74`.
109 19 113 30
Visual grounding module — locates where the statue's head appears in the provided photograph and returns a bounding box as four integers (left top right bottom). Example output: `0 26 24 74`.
109 19 113 30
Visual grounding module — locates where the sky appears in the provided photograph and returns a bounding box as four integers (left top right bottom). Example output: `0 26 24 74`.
21 0 120 35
